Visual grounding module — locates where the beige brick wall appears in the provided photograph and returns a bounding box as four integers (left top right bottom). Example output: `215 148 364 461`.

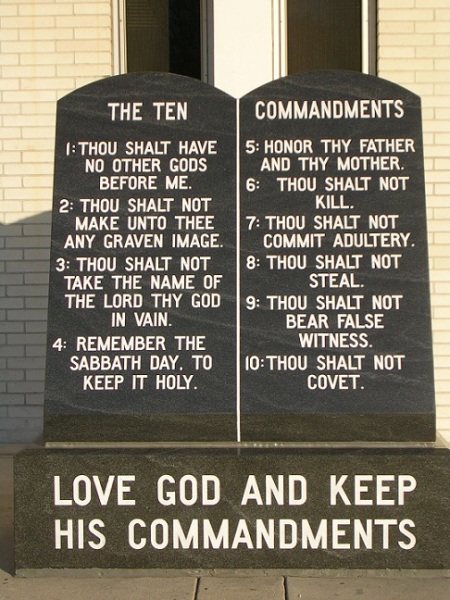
0 1 113 441
378 0 450 443
1 1 449 443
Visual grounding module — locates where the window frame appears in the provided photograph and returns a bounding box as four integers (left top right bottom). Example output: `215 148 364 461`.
113 0 210 79
281 0 377 76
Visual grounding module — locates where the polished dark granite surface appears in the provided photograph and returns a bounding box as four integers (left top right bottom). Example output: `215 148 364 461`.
44 71 434 443
15 445 449 570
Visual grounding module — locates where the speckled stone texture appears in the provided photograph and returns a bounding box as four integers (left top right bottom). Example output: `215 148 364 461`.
44 72 435 444
15 446 449 571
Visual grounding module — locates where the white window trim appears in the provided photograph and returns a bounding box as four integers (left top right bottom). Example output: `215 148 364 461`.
112 0 126 75
272 0 287 80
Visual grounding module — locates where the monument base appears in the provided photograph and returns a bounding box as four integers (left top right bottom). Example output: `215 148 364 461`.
14 442 449 573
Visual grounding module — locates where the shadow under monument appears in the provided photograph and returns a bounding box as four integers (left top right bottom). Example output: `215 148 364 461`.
0 454 14 575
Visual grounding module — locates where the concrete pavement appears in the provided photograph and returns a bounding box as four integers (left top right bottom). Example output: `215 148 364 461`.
1 446 448 600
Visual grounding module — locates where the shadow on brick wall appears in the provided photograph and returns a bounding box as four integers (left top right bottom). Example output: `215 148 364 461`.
0 211 52 443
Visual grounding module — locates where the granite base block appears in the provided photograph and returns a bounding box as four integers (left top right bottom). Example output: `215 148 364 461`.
14 446 449 572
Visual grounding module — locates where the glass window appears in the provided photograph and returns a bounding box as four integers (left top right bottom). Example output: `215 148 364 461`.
125 0 201 79
287 0 374 74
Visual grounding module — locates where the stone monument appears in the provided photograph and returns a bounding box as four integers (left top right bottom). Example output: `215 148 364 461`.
15 72 449 572
44 73 237 443
239 72 435 441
